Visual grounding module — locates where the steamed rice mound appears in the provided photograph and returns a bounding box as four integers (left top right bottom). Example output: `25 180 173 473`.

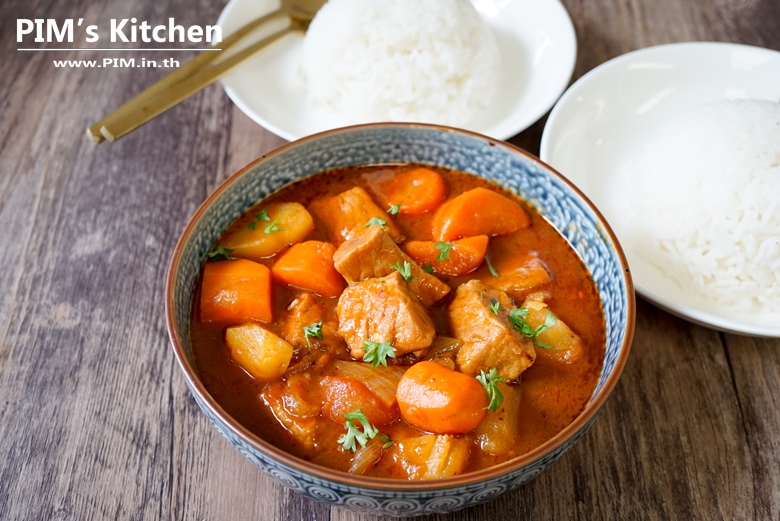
302 0 500 127
619 99 780 320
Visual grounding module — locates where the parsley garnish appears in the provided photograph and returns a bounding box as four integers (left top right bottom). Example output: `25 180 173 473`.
390 261 414 282
387 204 400 216
488 298 504 315
362 339 396 368
205 246 237 261
435 241 452 262
422 263 434 274
476 368 505 412
338 409 379 452
247 209 271 230
508 308 558 349
485 255 499 278
264 219 283 234
302 322 323 349
364 217 387 228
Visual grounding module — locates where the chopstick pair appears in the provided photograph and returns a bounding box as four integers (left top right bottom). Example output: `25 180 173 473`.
87 8 294 144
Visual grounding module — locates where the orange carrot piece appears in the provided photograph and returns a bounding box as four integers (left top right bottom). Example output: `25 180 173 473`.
405 235 488 277
200 259 273 323
271 241 346 298
396 361 488 434
364 167 447 215
430 187 530 241
321 376 399 427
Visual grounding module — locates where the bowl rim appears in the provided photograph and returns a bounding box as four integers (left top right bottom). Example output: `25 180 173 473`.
165 122 635 491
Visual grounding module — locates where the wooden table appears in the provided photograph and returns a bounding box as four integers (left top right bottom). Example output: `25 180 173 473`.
1 0 778 519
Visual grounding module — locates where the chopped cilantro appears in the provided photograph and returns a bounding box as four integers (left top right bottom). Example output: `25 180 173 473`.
362 339 396 368
205 245 237 261
364 217 387 228
387 204 400 216
488 298 504 315
379 433 393 448
390 261 414 282
476 368 505 412
264 219 283 234
422 263 434 274
485 255 499 278
302 322 323 349
435 241 452 262
247 209 271 230
338 409 379 452
508 308 558 349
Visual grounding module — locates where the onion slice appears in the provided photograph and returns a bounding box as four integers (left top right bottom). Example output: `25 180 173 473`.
348 437 384 474
331 360 406 408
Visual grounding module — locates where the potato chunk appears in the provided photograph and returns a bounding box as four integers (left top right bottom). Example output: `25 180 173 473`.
225 323 294 381
474 382 520 456
219 202 314 260
390 434 470 480
521 295 584 364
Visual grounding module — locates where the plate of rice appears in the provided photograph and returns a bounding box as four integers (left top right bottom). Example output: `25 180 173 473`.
216 0 577 141
540 42 780 337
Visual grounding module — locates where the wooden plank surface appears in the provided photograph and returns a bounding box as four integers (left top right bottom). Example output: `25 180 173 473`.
0 0 778 519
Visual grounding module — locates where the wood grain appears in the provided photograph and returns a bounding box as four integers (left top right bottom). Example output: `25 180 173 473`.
0 0 778 519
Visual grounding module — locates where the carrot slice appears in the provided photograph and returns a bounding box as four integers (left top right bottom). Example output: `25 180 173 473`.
396 361 488 434
271 241 346 298
321 376 399 427
363 167 447 215
200 259 272 323
431 187 530 241
405 235 488 277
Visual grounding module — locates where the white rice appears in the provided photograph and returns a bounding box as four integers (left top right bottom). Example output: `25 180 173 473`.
617 99 780 320
301 0 500 127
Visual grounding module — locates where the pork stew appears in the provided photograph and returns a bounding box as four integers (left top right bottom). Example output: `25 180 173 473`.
191 164 605 479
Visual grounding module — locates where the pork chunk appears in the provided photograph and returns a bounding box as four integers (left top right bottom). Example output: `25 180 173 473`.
449 279 535 381
281 293 345 357
337 272 436 358
308 186 404 245
333 226 450 307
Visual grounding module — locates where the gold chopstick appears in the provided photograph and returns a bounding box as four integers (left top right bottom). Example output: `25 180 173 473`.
86 8 288 144
98 26 295 142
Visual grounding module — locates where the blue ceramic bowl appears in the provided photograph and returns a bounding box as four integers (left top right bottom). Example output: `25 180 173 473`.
165 123 635 516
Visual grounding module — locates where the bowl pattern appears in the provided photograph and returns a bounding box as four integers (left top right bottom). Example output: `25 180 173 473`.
167 124 633 516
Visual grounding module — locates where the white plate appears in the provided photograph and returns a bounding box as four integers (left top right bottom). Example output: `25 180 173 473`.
216 0 577 141
540 42 780 337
